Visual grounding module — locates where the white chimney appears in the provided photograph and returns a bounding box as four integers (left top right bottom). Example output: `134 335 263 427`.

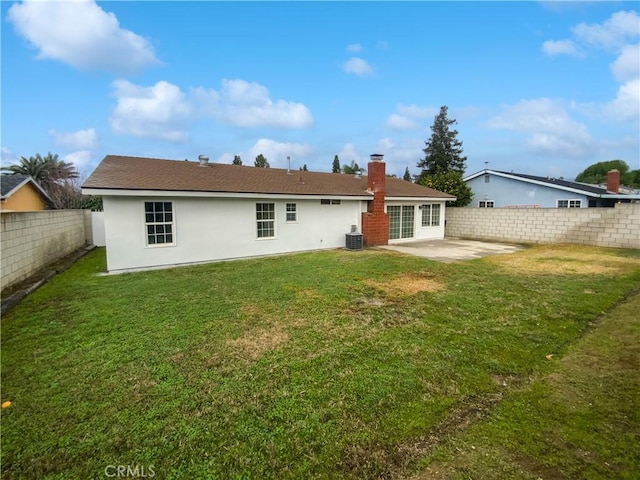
198 155 209 167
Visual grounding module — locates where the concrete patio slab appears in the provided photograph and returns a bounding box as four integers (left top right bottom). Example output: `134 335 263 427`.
377 238 523 262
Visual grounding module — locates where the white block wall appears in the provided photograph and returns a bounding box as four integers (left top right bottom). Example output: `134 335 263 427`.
1 210 88 291
445 203 639 249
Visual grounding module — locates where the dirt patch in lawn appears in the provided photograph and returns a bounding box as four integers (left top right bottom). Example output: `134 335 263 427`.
226 325 289 361
487 245 640 276
366 273 444 297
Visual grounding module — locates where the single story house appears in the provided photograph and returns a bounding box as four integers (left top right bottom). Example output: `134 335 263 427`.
82 154 455 273
464 169 640 208
0 174 52 211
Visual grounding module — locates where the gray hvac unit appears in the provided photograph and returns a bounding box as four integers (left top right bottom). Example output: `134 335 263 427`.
345 232 363 251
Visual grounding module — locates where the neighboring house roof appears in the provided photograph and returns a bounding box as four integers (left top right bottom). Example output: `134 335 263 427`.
1 174 52 202
464 169 640 199
83 155 456 200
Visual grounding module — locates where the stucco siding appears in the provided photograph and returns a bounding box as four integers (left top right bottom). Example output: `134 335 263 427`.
466 174 590 208
103 196 364 272
0 183 47 211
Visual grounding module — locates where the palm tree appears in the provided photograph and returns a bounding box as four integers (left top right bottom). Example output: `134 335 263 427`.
2 152 78 190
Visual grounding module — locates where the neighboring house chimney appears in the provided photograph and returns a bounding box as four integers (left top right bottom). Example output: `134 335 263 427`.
361 153 389 247
198 155 209 167
607 169 620 193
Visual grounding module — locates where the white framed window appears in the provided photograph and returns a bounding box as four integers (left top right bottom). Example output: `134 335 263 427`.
479 201 495 208
286 203 297 222
256 203 276 238
421 204 441 227
320 199 341 205
557 199 581 208
144 201 174 246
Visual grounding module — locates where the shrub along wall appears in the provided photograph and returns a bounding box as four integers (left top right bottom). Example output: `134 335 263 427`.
445 202 639 249
1 210 90 292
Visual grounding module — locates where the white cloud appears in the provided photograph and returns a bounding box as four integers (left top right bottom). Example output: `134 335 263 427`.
343 57 374 77
542 39 579 56
215 153 235 164
49 128 98 150
337 143 366 167
541 11 639 125
347 43 363 53
611 43 640 82
386 104 438 131
64 150 92 172
1 147 18 167
109 80 192 142
193 79 314 128
7 0 160 74
247 139 313 169
572 10 640 51
487 98 594 157
109 78 313 140
605 78 640 120
386 114 420 131
373 137 425 176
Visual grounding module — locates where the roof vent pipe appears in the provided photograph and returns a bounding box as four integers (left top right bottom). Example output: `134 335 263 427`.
198 155 209 167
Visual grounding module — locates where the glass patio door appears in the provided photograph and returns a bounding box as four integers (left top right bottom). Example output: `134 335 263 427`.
388 205 414 240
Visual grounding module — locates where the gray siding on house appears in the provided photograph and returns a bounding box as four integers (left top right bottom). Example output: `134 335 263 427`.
466 173 591 208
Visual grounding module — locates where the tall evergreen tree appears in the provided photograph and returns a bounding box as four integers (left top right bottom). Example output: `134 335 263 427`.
332 155 341 173
299 164 308 171
254 154 270 168
232 155 243 165
403 167 412 182
416 105 467 183
415 106 472 206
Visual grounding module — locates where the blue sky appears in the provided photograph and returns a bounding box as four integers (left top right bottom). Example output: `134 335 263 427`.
1 1 639 180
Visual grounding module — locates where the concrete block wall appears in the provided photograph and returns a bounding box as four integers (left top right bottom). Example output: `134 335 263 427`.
445 202 639 249
1 210 88 291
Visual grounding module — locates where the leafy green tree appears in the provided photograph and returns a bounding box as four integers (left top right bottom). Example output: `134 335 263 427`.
342 160 360 175
254 154 270 168
82 194 103 211
232 155 242 165
403 167 412 182
332 155 340 173
418 171 472 207
416 106 467 183
575 160 639 187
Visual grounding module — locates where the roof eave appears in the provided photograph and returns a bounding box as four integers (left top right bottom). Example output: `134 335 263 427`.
81 187 373 200
600 194 640 199
465 170 606 197
385 196 456 201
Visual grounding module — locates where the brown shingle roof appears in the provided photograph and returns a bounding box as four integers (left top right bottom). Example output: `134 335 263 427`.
82 155 455 199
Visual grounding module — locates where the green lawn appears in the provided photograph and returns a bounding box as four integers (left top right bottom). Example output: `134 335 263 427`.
1 245 639 479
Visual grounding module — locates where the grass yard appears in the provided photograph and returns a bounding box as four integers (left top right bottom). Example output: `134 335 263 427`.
1 244 639 479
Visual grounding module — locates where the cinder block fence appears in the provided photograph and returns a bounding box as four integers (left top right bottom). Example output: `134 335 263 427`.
1 210 92 292
445 202 639 249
